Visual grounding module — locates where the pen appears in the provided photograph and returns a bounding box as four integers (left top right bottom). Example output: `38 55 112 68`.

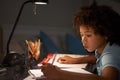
51 54 56 64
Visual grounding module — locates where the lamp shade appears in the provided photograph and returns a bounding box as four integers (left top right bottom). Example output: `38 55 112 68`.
34 0 48 5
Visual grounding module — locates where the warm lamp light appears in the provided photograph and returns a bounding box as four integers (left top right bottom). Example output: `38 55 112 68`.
35 0 48 4
3 0 48 66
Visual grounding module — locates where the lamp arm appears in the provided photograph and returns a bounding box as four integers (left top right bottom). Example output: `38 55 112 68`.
6 0 32 54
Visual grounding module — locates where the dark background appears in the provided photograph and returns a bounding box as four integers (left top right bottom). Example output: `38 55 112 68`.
0 0 120 56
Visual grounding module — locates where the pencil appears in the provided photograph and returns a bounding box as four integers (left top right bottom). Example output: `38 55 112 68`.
51 54 56 64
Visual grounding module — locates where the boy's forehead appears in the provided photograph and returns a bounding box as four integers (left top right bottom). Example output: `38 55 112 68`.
80 26 95 33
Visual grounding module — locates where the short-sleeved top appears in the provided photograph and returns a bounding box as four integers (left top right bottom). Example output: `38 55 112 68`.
95 43 120 79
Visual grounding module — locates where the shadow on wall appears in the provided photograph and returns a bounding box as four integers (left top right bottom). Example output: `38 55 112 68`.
38 31 63 61
39 31 88 59
65 33 88 55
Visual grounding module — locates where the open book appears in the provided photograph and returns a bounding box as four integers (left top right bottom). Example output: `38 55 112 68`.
28 54 91 79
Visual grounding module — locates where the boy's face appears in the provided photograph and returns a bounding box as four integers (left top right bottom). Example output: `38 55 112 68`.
79 25 107 53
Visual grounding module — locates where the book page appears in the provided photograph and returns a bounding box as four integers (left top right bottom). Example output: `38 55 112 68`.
61 67 92 74
49 54 88 68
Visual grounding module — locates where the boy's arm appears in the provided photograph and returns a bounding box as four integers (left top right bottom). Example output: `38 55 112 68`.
76 55 97 64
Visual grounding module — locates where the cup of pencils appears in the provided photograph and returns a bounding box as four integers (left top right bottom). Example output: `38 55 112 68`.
25 39 41 68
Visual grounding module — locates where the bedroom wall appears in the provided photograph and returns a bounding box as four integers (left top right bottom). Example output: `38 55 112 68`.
0 0 120 55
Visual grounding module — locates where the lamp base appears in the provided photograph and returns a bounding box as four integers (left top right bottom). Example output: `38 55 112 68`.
2 52 38 68
2 53 24 67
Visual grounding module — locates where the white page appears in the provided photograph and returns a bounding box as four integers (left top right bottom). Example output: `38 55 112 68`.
28 69 46 79
50 54 88 68
61 67 92 74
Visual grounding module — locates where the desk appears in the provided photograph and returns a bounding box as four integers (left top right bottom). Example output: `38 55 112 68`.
24 54 92 80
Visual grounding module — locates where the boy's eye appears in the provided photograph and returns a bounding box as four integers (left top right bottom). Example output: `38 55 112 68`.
86 34 92 37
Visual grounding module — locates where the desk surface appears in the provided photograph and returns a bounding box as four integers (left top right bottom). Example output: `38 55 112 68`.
25 54 91 80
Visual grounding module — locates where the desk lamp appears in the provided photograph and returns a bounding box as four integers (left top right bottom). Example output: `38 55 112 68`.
3 0 48 66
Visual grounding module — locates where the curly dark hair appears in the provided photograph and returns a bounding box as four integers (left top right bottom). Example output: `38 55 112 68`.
73 4 120 46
